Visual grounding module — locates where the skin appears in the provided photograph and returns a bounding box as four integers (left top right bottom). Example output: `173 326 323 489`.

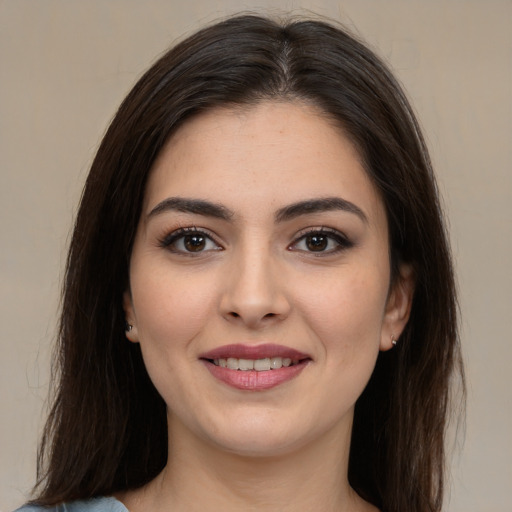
121 101 414 512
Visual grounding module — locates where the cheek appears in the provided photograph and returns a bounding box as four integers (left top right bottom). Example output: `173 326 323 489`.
294 265 389 359
131 269 216 352
130 270 219 413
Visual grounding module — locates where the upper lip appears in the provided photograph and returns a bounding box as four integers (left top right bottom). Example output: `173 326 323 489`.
199 343 311 361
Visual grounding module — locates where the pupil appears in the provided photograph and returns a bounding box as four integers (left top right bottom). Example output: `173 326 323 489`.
306 234 328 251
184 235 205 252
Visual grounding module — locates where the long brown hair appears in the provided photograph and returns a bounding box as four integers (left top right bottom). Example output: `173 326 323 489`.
32 14 464 511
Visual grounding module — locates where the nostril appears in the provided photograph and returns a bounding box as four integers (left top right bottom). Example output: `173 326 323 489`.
229 312 240 318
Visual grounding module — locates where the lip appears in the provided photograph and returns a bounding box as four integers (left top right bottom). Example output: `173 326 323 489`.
199 343 310 361
200 344 311 391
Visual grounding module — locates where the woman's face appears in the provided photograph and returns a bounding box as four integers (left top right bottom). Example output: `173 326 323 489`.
124 101 412 457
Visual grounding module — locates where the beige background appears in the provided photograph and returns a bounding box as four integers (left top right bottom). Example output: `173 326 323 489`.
1 1 510 511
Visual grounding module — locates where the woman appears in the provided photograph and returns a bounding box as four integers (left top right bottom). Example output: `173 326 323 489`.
17 14 464 512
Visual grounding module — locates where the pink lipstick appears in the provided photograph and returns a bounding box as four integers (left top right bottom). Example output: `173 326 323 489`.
200 344 311 391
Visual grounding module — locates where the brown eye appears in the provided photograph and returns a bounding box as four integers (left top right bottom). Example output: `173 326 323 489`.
305 234 328 251
160 228 222 254
184 234 206 252
289 229 353 255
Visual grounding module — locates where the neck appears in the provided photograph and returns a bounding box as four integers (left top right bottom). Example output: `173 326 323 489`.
119 411 376 512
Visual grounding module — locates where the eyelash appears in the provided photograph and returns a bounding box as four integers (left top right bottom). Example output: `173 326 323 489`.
158 227 223 255
289 227 354 255
158 226 353 256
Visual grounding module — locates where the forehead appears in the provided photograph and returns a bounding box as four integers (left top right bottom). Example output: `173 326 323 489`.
144 101 386 228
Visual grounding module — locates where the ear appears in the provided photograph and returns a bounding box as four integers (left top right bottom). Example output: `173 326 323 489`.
380 264 415 351
123 290 140 343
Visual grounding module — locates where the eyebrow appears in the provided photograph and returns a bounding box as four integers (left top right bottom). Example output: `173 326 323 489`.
147 196 367 224
148 197 234 220
275 197 368 224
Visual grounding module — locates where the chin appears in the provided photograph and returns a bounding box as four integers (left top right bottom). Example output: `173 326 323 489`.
196 407 344 459
211 431 307 459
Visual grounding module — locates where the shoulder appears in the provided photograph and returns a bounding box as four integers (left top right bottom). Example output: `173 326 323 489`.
14 497 128 512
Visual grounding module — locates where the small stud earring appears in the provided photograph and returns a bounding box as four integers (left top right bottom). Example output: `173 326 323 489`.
391 335 397 346
125 323 133 332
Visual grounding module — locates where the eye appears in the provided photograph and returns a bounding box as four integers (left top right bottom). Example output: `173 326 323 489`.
159 228 222 254
290 228 353 254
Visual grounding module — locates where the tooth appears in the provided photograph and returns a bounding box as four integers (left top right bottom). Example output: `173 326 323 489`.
219 356 296 371
238 358 254 371
270 357 283 369
254 358 271 371
227 357 238 370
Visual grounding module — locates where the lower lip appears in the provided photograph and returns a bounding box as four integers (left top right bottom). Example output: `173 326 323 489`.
202 360 309 391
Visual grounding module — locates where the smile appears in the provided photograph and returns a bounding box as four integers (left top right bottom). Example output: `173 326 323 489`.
200 344 311 391
212 357 298 371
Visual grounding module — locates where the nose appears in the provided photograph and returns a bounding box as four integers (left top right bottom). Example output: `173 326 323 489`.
219 246 291 329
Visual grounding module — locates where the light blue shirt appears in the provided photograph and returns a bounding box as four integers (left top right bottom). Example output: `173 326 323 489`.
15 497 128 512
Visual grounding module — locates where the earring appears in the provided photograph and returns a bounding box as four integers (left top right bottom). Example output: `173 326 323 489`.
391 335 397 346
125 322 133 332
